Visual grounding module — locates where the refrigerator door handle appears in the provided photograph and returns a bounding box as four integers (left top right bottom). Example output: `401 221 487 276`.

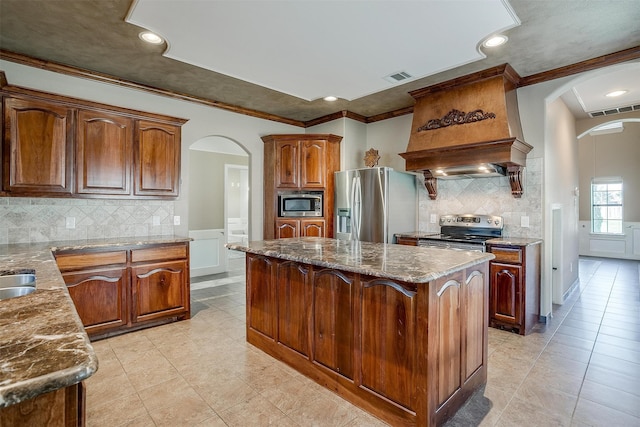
353 175 362 240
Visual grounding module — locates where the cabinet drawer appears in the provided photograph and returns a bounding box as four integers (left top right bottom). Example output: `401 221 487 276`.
131 244 187 263
489 247 522 264
56 250 127 271
396 237 418 246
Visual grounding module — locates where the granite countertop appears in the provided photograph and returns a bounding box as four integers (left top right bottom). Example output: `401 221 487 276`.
394 232 543 247
226 237 494 284
0 235 190 408
485 237 543 246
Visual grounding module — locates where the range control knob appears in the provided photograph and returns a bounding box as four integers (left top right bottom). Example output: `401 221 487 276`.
494 220 500 225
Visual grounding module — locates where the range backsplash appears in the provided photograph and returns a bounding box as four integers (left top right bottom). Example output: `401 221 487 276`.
0 197 176 245
418 157 542 238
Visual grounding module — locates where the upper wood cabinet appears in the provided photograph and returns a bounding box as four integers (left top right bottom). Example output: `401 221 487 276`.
274 138 327 189
1 84 187 199
262 134 341 239
134 120 181 197
3 97 73 194
76 109 132 195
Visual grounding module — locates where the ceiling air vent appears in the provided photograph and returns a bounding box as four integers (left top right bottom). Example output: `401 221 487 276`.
384 71 412 84
588 104 640 118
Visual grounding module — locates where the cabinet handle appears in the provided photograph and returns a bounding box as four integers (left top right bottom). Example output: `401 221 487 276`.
552 267 558 270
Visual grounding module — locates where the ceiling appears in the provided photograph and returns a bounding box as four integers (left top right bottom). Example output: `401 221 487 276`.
1 0 640 124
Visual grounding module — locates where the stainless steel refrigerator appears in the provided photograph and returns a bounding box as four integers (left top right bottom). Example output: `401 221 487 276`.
334 167 418 243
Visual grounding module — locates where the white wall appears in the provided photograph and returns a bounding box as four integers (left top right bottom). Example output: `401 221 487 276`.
545 97 580 300
0 59 303 241
365 115 413 171
307 117 366 170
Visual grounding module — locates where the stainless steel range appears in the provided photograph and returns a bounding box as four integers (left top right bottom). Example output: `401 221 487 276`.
418 214 503 252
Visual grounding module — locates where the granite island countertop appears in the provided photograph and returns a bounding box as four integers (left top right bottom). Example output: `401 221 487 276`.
0 235 191 408
226 237 494 283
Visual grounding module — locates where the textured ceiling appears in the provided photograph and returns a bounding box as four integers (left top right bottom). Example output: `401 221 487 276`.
1 0 640 123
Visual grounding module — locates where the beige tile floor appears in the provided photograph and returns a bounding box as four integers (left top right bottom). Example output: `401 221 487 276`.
86 256 640 426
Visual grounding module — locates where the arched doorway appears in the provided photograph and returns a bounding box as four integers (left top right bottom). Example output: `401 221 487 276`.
188 136 249 278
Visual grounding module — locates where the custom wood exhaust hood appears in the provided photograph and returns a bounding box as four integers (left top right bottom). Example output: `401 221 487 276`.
400 64 533 199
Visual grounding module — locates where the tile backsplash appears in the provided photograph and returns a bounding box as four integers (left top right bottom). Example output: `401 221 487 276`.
0 197 176 244
418 157 543 238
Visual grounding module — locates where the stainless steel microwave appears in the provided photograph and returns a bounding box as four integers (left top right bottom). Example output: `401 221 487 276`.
278 192 323 217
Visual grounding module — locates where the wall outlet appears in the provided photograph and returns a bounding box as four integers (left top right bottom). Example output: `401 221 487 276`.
173 215 181 226
65 217 75 229
430 214 437 224
520 216 530 228
152 215 160 226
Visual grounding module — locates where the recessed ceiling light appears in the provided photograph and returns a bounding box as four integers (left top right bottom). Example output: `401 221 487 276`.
483 35 508 48
605 90 628 97
323 96 338 102
139 31 164 45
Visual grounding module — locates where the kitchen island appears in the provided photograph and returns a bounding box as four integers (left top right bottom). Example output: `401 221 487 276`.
226 237 495 426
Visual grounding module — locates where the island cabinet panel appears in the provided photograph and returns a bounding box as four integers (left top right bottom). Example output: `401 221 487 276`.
360 278 418 410
433 275 462 407
276 261 311 356
243 249 490 427
3 97 73 194
428 266 489 425
246 255 277 338
134 120 181 197
63 267 129 336
463 271 487 379
312 269 355 380
131 260 188 322
0 382 85 427
76 109 132 195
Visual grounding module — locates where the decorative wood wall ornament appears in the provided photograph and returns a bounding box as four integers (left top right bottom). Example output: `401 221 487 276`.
417 109 496 132
363 148 380 167
423 171 437 200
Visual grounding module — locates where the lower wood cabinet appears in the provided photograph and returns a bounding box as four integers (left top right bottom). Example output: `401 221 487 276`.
0 382 85 427
55 242 190 340
487 243 541 335
131 259 189 323
275 219 325 238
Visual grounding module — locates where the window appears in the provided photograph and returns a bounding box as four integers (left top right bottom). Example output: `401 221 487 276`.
591 178 623 234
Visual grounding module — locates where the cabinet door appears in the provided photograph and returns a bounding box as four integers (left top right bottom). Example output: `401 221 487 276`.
62 267 128 336
277 261 311 356
134 120 180 197
76 109 132 195
246 254 276 338
131 259 188 322
275 219 299 239
300 219 324 237
313 269 355 379
299 139 326 188
275 140 299 188
361 278 417 410
489 262 522 326
3 97 73 194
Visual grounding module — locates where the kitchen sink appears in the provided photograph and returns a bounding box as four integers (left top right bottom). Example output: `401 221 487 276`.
0 273 36 301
